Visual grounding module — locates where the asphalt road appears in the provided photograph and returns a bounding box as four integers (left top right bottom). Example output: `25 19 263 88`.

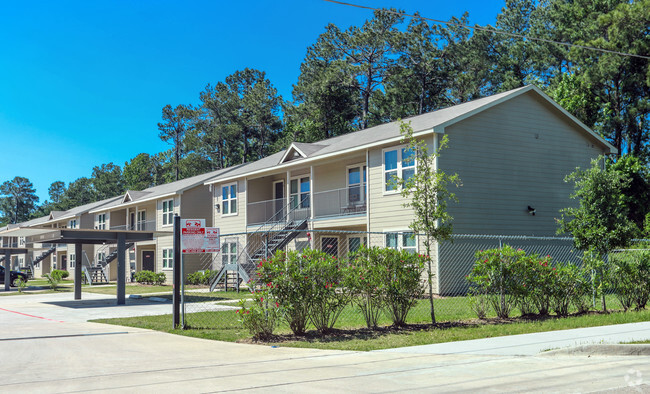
1 291 649 393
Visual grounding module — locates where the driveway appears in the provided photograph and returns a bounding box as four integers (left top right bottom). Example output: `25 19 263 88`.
1 291 649 393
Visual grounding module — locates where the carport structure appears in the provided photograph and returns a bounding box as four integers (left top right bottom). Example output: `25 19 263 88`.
1 227 154 304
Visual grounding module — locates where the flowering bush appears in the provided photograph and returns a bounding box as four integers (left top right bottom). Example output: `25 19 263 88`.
346 246 388 328
519 254 554 315
467 246 526 318
257 250 312 335
347 246 427 328
236 288 279 340
303 250 350 334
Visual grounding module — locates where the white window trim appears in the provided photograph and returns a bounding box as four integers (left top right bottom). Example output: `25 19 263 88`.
68 219 77 229
382 144 416 195
384 229 418 253
96 213 106 230
69 254 76 268
221 239 238 266
162 199 174 227
290 175 310 210
137 210 147 231
221 182 238 217
162 248 173 270
346 163 367 205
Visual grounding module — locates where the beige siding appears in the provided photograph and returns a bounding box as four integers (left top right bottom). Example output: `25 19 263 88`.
180 185 212 226
213 180 246 234
156 198 177 232
439 91 606 237
312 154 365 193
156 235 173 280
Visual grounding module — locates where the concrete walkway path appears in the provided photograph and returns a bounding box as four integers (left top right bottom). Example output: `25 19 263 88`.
1 291 650 393
378 321 650 356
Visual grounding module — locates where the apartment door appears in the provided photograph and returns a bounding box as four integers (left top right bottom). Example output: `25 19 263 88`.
129 212 135 231
60 255 67 271
273 180 285 218
142 251 154 271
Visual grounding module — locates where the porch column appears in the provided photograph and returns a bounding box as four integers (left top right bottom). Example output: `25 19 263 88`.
4 249 10 291
74 243 82 300
286 170 291 221
117 233 126 305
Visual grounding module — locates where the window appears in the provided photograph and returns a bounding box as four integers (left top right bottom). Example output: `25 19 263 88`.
137 210 146 231
69 254 76 268
163 248 173 269
347 165 367 204
96 214 106 230
386 231 417 253
162 199 174 226
348 236 367 253
68 219 77 229
290 177 310 209
221 183 237 215
96 252 105 265
222 241 237 266
383 146 416 192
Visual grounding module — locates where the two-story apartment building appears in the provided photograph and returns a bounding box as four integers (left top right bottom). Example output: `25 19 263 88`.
203 85 615 292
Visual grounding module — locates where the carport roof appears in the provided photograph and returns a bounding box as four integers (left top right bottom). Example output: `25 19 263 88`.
28 228 155 245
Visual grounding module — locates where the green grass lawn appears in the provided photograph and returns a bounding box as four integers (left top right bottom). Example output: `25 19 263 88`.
92 294 650 351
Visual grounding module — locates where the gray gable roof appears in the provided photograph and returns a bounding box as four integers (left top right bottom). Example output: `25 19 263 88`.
205 85 615 185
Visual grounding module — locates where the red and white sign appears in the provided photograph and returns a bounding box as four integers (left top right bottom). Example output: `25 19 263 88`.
181 219 206 253
204 227 221 253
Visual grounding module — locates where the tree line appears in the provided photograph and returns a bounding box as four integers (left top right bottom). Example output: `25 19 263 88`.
1 0 648 226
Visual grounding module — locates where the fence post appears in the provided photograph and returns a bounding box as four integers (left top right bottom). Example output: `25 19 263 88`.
499 237 505 316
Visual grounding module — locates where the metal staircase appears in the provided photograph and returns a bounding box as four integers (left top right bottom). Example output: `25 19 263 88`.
33 245 57 266
80 243 134 285
209 198 310 292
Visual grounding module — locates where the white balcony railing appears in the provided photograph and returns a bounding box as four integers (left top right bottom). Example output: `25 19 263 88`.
110 220 156 232
247 186 366 225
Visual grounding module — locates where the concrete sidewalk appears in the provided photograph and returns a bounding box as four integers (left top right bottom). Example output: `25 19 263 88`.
2 292 650 392
378 321 650 356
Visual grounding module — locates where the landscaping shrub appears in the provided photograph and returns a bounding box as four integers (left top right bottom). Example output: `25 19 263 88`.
609 248 650 311
51 269 69 279
346 246 389 328
135 270 166 285
257 250 312 335
186 270 212 286
45 270 64 290
519 254 554 315
237 288 279 340
303 250 349 334
373 247 425 327
550 262 591 316
467 246 526 318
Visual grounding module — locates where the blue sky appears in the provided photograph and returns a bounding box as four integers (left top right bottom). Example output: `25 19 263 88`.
0 0 505 203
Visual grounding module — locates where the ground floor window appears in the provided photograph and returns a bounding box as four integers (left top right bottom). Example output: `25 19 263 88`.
385 231 417 253
69 254 76 268
162 248 173 269
222 241 237 265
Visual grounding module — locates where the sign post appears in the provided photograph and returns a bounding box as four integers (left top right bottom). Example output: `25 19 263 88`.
172 215 181 329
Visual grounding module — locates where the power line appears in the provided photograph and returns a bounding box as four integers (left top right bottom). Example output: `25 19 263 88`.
323 0 650 60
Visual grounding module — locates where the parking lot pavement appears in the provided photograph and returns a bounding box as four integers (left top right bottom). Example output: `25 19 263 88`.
2 292 650 393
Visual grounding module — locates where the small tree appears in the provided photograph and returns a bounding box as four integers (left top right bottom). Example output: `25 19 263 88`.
398 121 460 324
557 157 638 312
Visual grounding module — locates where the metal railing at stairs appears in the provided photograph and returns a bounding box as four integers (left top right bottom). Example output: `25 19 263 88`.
209 197 310 292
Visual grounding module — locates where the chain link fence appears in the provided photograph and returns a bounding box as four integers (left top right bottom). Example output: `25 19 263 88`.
179 230 647 330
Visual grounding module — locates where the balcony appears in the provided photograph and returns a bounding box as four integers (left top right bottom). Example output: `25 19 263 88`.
313 187 366 219
247 186 366 225
110 220 157 232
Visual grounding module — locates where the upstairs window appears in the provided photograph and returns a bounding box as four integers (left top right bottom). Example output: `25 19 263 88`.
347 165 367 204
290 177 310 209
383 146 416 192
137 210 146 231
68 219 77 229
222 183 237 215
96 214 106 230
162 199 174 226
